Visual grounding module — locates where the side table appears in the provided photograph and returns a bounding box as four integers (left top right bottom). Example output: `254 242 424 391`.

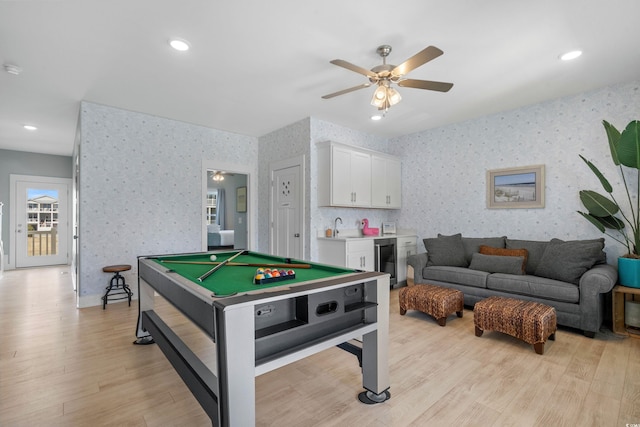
612 284 640 336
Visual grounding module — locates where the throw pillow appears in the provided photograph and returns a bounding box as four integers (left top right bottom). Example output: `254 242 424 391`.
534 238 605 285
506 239 549 274
423 233 468 267
469 253 525 275
461 236 506 264
479 245 528 274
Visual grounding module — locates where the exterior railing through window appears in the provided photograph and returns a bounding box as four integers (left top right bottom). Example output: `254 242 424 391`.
27 228 58 256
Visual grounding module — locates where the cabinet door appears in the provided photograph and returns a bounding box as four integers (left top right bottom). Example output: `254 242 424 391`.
331 145 353 205
371 156 388 207
346 240 374 271
350 151 371 207
371 155 401 209
386 158 402 208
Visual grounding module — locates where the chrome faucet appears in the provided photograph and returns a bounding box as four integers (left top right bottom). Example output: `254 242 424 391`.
333 217 342 238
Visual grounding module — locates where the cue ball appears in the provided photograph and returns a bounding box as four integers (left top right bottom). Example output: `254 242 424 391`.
209 255 217 261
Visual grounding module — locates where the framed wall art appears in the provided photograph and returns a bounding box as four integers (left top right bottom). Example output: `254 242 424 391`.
236 186 247 213
486 165 545 209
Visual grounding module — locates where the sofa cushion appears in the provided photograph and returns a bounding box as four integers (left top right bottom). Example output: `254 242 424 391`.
469 253 525 275
505 239 549 274
424 233 468 267
461 236 506 264
422 265 489 288
534 238 605 285
479 245 528 273
487 274 580 303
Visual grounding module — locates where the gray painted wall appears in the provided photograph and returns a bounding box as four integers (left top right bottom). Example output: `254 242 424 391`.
0 149 73 258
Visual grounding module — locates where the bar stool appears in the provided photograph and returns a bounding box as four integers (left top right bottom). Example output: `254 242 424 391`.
102 264 133 309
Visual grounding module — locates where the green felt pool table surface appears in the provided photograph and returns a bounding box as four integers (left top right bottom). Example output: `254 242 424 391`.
152 251 355 296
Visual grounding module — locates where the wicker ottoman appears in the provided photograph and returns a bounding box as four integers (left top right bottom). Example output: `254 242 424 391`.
399 284 464 326
474 296 557 355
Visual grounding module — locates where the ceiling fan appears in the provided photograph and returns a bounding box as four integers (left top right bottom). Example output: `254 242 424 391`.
322 45 454 112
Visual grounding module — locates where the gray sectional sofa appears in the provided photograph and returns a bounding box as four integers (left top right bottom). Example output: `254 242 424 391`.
406 234 617 337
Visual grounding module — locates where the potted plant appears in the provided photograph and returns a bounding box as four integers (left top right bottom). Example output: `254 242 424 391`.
578 119 640 288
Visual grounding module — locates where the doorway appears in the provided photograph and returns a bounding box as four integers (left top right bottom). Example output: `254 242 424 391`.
9 175 71 268
202 160 253 252
270 156 304 259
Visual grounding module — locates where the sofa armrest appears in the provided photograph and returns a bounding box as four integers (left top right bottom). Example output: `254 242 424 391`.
579 263 618 335
579 264 617 295
406 253 428 285
407 253 428 271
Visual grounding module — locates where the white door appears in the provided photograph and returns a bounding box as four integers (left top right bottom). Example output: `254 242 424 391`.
12 176 70 267
270 157 304 259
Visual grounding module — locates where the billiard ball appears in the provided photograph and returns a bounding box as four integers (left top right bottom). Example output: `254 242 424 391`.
287 269 295 275
209 255 217 261
255 274 265 281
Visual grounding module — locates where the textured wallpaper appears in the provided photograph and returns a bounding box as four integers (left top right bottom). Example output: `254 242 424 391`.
76 79 639 306
389 80 640 262
78 102 258 306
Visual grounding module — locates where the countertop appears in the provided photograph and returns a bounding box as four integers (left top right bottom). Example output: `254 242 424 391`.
317 232 417 241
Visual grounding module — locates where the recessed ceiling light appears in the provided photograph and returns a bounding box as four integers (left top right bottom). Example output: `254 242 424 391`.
169 38 190 52
371 114 383 121
560 50 582 61
23 124 37 131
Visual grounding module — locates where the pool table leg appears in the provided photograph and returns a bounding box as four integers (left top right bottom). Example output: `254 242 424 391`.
133 278 156 344
360 276 391 403
215 303 256 426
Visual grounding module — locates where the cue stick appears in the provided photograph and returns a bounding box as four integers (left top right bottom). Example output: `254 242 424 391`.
161 260 311 269
197 250 245 282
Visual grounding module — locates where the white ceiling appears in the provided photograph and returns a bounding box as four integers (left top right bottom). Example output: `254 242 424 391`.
1 0 639 156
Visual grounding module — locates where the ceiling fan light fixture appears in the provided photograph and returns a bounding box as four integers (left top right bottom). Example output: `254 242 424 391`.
387 87 401 106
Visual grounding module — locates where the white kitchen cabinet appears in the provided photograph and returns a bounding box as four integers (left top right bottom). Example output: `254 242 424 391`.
318 142 371 207
396 235 417 285
371 154 402 209
317 239 374 271
318 142 400 209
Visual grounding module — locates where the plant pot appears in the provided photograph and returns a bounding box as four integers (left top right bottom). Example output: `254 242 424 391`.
617 257 640 288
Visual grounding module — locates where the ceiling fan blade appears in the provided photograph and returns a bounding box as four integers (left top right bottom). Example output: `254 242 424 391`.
397 79 453 92
330 59 378 79
391 46 444 78
322 83 372 99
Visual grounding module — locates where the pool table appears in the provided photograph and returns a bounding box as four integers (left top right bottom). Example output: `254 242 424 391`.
135 250 390 426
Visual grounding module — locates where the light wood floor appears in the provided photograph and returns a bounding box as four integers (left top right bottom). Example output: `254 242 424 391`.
1 266 640 426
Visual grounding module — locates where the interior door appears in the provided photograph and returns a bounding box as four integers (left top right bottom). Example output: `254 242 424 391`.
14 177 70 267
270 158 303 259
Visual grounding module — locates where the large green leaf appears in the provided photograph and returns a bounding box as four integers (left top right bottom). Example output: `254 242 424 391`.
616 120 640 169
577 211 605 232
603 120 621 166
579 155 612 193
577 211 625 231
579 190 619 217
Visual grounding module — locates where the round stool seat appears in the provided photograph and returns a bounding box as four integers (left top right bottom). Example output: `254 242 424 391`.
103 264 131 273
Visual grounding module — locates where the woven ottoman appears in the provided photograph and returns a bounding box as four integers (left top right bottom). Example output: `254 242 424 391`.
474 296 557 355
399 284 464 326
